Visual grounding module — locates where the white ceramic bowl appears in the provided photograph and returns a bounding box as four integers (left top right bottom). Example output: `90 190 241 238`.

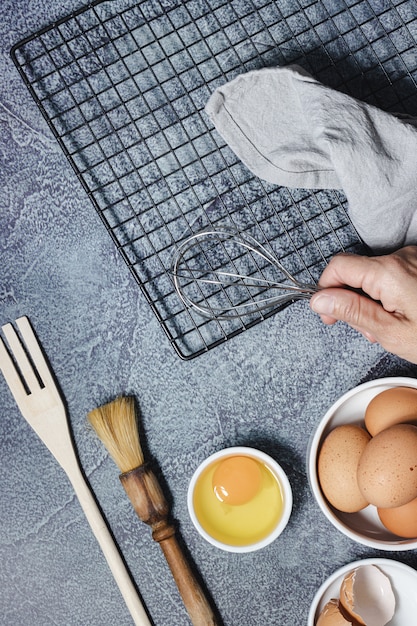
308 558 417 626
308 376 417 550
187 446 292 552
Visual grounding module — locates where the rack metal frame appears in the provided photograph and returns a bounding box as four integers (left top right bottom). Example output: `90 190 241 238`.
11 0 417 358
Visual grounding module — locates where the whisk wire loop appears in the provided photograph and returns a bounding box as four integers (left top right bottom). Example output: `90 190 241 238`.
171 229 319 320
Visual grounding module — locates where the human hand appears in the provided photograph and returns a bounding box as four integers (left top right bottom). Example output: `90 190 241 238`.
309 246 417 364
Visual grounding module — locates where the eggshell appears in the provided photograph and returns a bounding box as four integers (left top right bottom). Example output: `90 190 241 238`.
318 425 370 513
357 424 417 508
365 387 417 436
378 496 417 538
316 599 354 625
339 565 395 626
339 570 365 625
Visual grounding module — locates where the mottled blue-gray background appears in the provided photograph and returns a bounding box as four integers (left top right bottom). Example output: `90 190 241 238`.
2 1 417 625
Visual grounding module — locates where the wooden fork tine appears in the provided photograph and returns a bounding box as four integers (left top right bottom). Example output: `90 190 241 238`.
0 334 29 409
2 319 41 394
15 316 57 391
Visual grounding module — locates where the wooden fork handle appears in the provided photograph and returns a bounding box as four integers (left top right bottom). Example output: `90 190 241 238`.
67 462 152 626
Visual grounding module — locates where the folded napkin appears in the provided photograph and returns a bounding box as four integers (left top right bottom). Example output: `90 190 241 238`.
205 65 417 252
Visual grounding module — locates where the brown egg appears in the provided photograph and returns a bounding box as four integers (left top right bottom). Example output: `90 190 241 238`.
378 496 417 538
316 599 355 625
365 386 417 436
357 424 417 508
318 425 370 513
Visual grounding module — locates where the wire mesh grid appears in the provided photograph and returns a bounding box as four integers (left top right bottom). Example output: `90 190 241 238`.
10 0 417 359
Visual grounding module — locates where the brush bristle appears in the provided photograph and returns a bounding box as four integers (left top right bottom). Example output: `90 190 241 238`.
88 396 144 473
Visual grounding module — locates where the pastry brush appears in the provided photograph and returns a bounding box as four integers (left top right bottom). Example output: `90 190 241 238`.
88 396 219 626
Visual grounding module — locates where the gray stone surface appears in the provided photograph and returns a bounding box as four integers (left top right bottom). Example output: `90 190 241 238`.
1 2 417 625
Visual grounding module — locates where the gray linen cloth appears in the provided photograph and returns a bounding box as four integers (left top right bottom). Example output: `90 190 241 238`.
205 64 417 252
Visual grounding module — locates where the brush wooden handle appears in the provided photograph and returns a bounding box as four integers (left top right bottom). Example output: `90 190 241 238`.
120 465 219 626
156 528 218 626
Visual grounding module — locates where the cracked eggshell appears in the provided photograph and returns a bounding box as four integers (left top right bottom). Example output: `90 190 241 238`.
339 565 395 626
316 599 354 625
357 424 417 508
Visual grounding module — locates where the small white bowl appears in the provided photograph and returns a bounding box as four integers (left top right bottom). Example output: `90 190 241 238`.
187 446 292 552
308 376 417 550
308 558 417 626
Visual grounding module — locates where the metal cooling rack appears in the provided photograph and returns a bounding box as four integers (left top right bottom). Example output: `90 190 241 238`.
11 0 417 359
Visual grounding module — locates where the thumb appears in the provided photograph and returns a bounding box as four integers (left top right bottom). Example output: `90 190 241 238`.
310 289 390 341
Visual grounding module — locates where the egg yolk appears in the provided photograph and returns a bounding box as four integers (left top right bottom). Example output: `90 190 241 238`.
193 456 284 546
212 456 262 505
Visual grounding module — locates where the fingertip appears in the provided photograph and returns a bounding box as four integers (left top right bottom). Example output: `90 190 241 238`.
309 295 337 325
310 292 336 317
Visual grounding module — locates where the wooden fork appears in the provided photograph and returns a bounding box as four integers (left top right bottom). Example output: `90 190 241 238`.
0 316 152 626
